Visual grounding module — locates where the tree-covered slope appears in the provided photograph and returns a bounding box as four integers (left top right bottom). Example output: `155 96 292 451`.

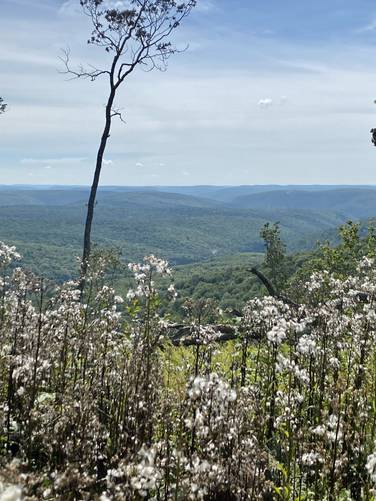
0 193 346 280
1 186 375 281
230 188 376 219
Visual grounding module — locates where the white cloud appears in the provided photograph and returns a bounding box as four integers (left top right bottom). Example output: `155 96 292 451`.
258 98 273 108
58 0 81 16
258 97 288 108
136 162 144 168
103 159 113 166
0 46 56 68
195 0 216 13
59 0 143 16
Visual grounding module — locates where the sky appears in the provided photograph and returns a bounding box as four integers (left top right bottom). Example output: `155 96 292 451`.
2 0 376 186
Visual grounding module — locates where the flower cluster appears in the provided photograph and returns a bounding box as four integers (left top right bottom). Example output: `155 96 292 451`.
0 245 376 499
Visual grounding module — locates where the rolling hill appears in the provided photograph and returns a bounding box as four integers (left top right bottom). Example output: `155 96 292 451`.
229 188 376 219
0 185 375 281
0 186 352 280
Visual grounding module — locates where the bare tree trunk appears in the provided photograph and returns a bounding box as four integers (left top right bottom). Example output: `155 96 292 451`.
80 86 115 287
64 1 196 293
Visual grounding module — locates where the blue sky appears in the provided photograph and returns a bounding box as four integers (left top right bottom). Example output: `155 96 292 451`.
2 0 376 185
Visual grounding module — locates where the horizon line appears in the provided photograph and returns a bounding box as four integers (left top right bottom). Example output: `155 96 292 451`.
0 183 376 189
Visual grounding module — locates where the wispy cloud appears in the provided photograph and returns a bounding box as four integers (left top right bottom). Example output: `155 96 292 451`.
356 18 376 33
2 0 376 185
195 0 216 13
59 0 154 16
21 157 87 165
58 0 81 16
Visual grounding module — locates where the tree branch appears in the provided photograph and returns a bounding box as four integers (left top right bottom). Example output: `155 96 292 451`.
111 108 126 124
250 267 300 308
59 49 110 81
166 323 242 346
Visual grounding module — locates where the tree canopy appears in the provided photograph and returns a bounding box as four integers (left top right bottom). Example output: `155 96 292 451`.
0 97 7 114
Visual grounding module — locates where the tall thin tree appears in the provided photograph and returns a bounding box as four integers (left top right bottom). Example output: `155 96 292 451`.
62 0 196 284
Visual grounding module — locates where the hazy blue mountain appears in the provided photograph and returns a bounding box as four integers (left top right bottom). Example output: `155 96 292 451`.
0 190 90 206
0 189 224 209
205 185 376 203
94 191 225 209
230 188 376 219
1 184 374 203
0 185 374 280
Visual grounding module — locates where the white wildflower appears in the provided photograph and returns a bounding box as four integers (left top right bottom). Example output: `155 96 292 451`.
366 452 376 483
301 452 323 467
267 326 286 345
297 335 317 355
0 485 22 501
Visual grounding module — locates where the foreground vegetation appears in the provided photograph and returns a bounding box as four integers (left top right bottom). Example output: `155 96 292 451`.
1 223 376 499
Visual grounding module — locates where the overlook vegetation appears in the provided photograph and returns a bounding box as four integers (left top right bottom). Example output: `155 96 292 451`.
1 221 376 499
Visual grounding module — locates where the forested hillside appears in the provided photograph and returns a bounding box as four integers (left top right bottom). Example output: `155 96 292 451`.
0 186 371 281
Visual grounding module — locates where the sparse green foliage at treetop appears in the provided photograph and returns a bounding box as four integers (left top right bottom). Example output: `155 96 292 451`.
260 222 288 292
0 97 7 114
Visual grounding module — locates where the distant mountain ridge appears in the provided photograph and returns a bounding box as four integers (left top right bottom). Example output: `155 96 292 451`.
0 189 223 209
0 185 374 280
229 188 376 219
0 185 375 220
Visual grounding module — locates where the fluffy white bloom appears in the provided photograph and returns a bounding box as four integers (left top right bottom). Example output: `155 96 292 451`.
301 452 323 467
306 271 330 293
167 284 178 300
312 425 326 437
326 414 343 443
329 356 340 369
297 335 317 355
0 242 21 267
188 374 236 404
267 326 286 345
358 257 375 272
0 485 22 501
127 445 161 497
366 452 376 483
